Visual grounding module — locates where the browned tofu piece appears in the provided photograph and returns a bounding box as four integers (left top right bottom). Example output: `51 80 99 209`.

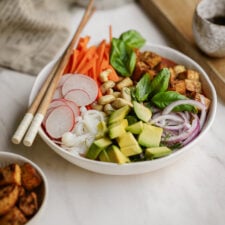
18 192 38 217
139 51 162 68
0 185 19 216
173 65 186 75
195 93 211 110
185 79 202 93
21 163 42 191
186 69 200 80
157 57 176 71
169 68 176 85
0 207 27 225
132 61 156 81
172 80 186 95
0 164 21 186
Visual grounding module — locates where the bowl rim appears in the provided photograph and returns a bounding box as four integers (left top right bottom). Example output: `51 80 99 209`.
29 43 217 175
0 151 48 223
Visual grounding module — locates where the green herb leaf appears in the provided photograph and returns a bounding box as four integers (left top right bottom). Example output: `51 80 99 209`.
110 38 136 76
119 30 146 49
149 68 170 98
133 73 151 102
151 91 197 112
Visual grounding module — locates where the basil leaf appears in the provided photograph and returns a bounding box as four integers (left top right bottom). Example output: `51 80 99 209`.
120 30 146 49
134 73 151 102
149 68 170 98
110 38 136 76
151 91 197 112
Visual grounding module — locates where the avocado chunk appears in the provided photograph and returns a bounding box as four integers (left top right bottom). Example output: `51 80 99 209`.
108 105 130 124
133 101 152 122
107 145 130 164
145 146 172 159
138 124 163 147
99 149 111 162
117 132 138 148
108 119 128 139
126 121 143 134
120 144 142 157
117 132 142 156
86 137 112 159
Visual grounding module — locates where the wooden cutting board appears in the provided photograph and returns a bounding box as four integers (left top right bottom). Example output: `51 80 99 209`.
139 0 225 102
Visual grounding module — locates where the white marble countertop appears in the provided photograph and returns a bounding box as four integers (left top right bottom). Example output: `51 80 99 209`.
1 2 225 225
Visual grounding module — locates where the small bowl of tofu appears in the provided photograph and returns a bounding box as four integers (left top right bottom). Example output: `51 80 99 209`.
0 151 48 225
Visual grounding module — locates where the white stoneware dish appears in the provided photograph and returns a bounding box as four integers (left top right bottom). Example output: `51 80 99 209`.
29 44 217 175
0 151 48 224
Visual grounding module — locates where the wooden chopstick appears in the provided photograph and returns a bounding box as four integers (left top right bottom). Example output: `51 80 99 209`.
12 0 95 147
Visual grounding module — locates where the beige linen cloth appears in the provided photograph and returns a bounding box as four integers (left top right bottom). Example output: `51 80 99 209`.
0 0 75 75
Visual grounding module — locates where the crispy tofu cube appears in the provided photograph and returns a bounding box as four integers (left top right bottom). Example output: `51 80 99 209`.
195 93 211 110
18 192 38 216
0 207 27 225
0 163 21 186
169 68 176 85
173 65 186 75
173 80 186 95
186 69 200 80
140 51 162 68
0 185 19 216
185 79 202 93
21 163 42 191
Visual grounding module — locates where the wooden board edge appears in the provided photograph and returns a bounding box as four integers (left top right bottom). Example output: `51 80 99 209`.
138 0 225 102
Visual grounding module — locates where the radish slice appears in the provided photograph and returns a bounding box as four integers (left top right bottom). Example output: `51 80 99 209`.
64 99 80 118
45 105 75 139
64 89 91 106
49 98 67 108
57 74 73 88
62 74 98 105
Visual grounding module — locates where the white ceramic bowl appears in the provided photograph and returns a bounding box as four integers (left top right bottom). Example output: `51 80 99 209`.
0 151 48 224
29 44 217 175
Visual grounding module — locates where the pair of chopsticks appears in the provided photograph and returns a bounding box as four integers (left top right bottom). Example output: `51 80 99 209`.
12 0 96 147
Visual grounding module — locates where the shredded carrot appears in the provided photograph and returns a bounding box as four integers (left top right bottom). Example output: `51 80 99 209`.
63 32 120 99
109 25 113 42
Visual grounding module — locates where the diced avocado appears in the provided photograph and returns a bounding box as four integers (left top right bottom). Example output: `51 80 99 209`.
126 121 144 134
108 119 128 139
120 144 142 157
86 137 112 159
138 124 163 147
107 145 130 164
95 121 108 139
117 132 139 148
108 105 130 124
133 101 152 122
117 132 142 156
145 146 172 159
99 150 111 162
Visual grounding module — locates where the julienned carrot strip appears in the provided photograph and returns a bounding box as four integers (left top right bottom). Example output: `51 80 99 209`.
109 25 112 42
96 40 106 75
78 54 97 75
107 65 120 82
75 46 97 73
77 36 90 51
70 49 80 73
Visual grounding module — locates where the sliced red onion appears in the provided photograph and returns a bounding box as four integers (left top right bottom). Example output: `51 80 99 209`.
162 99 207 130
162 114 199 144
182 117 200 146
151 114 184 124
